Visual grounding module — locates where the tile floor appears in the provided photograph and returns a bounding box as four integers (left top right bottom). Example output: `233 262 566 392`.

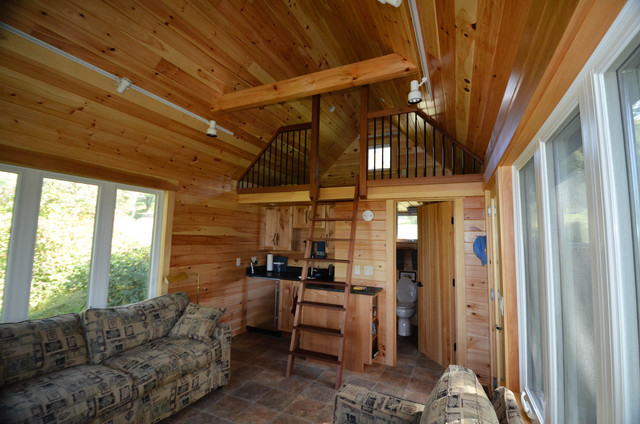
162 327 443 424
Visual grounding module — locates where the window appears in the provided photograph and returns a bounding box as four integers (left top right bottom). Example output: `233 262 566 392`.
0 171 18 319
0 164 164 323
368 145 391 170
514 5 640 421
518 159 545 417
619 45 640 335
397 213 417 241
545 112 595 422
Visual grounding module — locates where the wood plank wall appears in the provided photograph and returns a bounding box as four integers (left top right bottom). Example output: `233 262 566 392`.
334 200 393 365
0 45 262 336
463 196 491 385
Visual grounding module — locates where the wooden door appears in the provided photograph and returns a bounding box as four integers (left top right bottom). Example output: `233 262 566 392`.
417 202 455 367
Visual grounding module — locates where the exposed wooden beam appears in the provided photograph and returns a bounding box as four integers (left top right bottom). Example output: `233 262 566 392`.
214 54 417 112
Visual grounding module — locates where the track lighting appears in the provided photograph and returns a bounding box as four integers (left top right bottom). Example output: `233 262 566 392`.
206 120 218 138
116 77 132 94
408 77 428 104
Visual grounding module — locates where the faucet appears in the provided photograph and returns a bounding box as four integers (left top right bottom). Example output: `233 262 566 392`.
310 261 315 276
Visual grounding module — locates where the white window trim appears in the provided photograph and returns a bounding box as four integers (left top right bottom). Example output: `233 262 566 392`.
513 1 640 422
0 164 164 321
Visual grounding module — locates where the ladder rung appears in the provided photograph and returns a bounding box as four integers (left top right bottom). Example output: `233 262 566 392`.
290 348 340 364
302 280 348 287
294 325 343 337
297 301 345 310
308 238 353 242
303 258 350 263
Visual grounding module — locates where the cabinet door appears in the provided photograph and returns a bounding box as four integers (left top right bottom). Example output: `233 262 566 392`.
261 207 280 249
276 207 292 250
279 280 300 331
292 206 310 228
261 207 292 250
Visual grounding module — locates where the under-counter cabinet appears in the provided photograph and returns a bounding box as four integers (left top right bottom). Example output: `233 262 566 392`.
279 281 381 373
260 206 292 250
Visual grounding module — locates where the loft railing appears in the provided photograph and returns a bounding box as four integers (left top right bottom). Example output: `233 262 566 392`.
238 123 312 189
363 107 483 182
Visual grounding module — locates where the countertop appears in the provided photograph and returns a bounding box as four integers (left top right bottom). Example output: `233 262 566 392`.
247 266 382 296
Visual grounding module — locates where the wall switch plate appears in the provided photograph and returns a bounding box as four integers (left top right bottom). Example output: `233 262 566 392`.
236 258 241 267
364 266 374 276
354 265 360 274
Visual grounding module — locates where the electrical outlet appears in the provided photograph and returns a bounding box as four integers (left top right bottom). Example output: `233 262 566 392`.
364 266 374 276
354 265 360 275
236 258 241 267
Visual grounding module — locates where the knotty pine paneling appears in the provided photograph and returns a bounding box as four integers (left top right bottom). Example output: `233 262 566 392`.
0 49 262 336
463 196 490 385
334 200 392 365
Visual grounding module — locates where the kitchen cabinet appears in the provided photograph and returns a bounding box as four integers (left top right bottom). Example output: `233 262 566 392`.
280 282 381 372
261 206 292 250
246 278 279 333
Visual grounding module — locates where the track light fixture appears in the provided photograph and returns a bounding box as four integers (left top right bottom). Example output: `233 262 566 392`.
116 77 132 94
408 77 428 104
206 120 218 137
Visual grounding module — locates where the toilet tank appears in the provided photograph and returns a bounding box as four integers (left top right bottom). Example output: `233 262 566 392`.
396 277 417 303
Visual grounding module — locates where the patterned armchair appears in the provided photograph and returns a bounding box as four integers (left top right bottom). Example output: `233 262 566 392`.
334 365 523 424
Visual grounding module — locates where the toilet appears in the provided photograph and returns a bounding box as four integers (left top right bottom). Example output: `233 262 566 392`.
396 277 418 336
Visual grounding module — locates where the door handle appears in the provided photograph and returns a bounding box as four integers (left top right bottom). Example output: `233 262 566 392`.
417 281 423 287
495 325 503 331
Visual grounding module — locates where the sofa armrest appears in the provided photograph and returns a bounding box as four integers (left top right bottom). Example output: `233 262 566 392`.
213 322 231 355
491 387 524 424
334 384 424 424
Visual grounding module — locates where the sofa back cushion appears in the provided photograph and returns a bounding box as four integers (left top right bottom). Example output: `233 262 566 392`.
81 292 189 364
0 313 88 388
421 365 499 424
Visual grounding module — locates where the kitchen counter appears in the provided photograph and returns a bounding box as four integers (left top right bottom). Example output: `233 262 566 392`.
247 266 382 296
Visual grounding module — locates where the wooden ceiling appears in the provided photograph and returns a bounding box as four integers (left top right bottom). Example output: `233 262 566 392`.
0 0 603 182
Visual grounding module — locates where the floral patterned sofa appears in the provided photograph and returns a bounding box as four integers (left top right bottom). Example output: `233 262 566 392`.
0 292 231 424
334 365 523 424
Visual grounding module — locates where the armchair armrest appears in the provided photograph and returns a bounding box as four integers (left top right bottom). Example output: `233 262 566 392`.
334 384 424 424
491 386 524 424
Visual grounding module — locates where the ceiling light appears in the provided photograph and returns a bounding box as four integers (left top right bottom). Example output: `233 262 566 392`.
378 0 402 7
206 120 218 137
116 77 132 93
408 77 428 104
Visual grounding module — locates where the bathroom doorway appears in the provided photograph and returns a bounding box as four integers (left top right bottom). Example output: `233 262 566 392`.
395 202 419 354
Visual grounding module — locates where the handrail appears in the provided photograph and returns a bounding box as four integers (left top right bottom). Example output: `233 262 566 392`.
238 123 312 189
368 105 483 164
363 107 483 182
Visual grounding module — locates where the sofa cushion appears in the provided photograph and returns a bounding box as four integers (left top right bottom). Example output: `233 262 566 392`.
0 313 88 388
420 365 499 424
491 387 524 424
0 364 134 424
334 384 425 423
81 292 190 364
168 303 226 342
102 337 219 397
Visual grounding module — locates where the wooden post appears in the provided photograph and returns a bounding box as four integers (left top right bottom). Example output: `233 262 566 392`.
496 166 519 391
310 94 320 199
359 86 369 198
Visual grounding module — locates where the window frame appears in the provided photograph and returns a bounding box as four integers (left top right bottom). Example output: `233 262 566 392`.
0 163 165 322
512 2 640 422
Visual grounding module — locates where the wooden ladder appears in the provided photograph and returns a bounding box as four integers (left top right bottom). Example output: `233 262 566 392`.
286 180 360 390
